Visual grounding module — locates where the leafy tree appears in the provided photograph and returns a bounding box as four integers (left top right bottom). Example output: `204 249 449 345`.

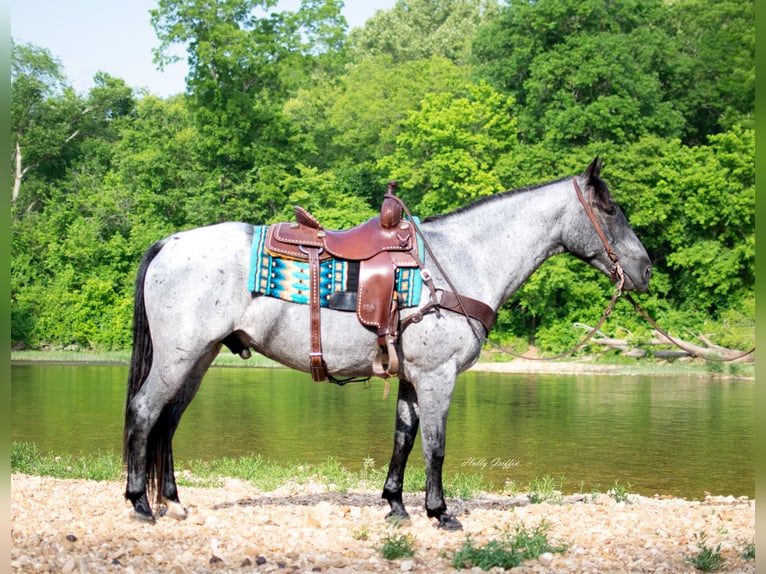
151 0 348 221
601 126 754 318
349 0 499 65
378 81 516 215
663 0 754 144
273 164 376 228
11 41 82 208
472 0 684 146
285 55 471 206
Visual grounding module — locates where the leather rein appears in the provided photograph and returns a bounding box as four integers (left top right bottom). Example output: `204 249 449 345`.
388 179 623 362
574 177 753 363
463 178 626 362
404 178 753 364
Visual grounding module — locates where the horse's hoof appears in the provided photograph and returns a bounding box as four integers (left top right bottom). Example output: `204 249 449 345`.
435 514 463 531
129 510 155 524
161 500 188 520
385 509 411 527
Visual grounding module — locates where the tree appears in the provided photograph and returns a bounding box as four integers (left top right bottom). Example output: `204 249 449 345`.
663 0 754 144
284 55 471 206
605 127 754 316
473 0 684 146
378 81 516 215
349 0 499 65
11 41 81 207
151 0 348 222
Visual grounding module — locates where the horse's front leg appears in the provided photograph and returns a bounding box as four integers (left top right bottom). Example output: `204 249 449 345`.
417 377 462 530
382 379 419 523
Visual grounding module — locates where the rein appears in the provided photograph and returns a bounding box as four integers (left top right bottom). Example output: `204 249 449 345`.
401 178 754 364
465 177 626 361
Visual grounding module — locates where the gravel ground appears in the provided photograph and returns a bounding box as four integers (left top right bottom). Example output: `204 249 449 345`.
11 473 754 573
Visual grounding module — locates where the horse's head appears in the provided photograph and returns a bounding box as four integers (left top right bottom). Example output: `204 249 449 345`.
568 157 652 292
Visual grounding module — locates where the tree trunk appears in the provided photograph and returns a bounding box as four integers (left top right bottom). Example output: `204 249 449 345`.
584 327 753 363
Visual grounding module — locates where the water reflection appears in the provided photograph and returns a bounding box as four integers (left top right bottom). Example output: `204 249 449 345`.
11 364 754 499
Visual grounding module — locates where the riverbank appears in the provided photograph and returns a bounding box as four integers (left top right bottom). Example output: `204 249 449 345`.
10 349 755 379
10 473 755 573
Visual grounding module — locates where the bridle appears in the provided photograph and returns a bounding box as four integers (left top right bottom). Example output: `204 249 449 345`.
400 178 753 365
398 177 627 362
572 177 625 290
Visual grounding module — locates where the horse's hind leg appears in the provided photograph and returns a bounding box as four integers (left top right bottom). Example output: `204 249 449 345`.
382 379 419 523
125 353 215 522
156 402 187 520
124 387 166 522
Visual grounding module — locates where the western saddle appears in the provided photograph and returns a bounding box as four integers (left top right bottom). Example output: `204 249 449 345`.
264 183 495 382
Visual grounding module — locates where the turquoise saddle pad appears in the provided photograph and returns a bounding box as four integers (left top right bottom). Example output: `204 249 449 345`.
247 224 423 309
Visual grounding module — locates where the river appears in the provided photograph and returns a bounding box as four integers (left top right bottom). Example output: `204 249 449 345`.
10 363 754 499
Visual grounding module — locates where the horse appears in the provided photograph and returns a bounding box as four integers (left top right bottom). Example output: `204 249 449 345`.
123 157 651 529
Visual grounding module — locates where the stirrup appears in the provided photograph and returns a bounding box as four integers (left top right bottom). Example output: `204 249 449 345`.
372 336 399 379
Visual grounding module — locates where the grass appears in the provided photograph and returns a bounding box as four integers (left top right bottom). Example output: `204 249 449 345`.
452 519 568 570
11 442 493 499
527 474 563 504
11 441 123 481
9 442 653 507
686 532 727 571
608 479 632 503
739 538 755 560
378 526 417 560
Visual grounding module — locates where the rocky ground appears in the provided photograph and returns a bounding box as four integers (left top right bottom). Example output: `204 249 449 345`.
11 473 755 573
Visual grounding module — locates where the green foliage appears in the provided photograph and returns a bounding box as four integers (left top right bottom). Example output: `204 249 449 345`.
378 528 417 560
11 442 123 481
686 532 727 572
739 538 755 560
452 520 567 570
527 475 563 504
663 0 754 143
444 472 493 500
10 0 753 354
473 0 684 146
349 0 499 65
607 479 631 503
379 81 516 215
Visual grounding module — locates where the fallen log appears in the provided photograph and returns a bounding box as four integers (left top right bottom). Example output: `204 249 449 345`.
579 326 753 362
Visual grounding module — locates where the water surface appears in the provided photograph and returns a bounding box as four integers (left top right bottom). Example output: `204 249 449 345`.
11 363 753 499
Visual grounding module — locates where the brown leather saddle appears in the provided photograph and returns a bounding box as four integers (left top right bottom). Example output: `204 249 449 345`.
265 184 419 381
264 184 496 382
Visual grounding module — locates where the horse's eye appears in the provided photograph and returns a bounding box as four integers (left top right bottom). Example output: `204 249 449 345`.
604 203 617 216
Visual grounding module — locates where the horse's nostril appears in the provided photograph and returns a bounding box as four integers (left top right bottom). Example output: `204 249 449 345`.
645 266 653 281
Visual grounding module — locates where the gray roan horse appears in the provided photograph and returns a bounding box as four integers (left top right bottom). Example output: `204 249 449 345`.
123 158 651 529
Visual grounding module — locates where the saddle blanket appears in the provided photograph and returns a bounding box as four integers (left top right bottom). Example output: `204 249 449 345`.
247 225 424 309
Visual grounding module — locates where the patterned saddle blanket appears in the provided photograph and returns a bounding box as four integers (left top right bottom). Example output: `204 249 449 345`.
248 225 424 310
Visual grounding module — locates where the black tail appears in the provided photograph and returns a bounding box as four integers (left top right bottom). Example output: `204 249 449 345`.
123 240 166 463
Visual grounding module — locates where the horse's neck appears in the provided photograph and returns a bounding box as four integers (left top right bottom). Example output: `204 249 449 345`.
421 182 570 310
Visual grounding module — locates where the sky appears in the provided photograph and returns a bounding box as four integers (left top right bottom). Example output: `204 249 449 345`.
10 0 397 98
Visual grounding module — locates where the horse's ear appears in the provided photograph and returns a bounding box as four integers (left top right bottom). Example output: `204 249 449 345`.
583 156 602 182
583 156 614 211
